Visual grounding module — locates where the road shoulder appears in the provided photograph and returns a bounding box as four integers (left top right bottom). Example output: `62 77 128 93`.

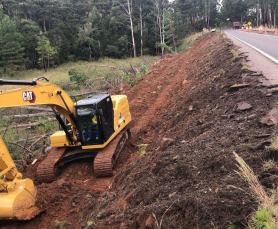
225 31 278 87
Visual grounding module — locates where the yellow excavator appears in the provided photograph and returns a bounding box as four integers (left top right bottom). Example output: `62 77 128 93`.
0 77 131 220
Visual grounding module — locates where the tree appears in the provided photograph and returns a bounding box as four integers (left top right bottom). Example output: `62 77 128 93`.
36 32 57 71
76 21 95 61
19 19 41 68
116 0 137 57
0 15 25 74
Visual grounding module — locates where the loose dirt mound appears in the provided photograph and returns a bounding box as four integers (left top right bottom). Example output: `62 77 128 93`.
2 33 277 229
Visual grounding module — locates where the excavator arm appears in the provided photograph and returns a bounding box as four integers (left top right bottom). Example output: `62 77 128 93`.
0 136 39 220
0 78 79 144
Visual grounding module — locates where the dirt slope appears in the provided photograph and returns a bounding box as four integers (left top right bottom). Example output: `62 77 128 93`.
2 32 278 229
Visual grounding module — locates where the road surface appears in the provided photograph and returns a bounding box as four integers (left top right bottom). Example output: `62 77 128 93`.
225 30 278 87
226 29 278 62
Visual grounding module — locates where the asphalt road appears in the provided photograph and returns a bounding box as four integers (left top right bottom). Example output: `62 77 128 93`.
225 29 278 62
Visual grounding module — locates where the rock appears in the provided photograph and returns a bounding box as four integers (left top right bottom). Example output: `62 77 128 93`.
250 71 263 76
189 105 193 111
260 175 278 189
267 87 278 94
230 83 250 89
43 146 52 154
57 178 67 187
145 215 155 229
236 102 252 111
160 138 174 151
253 134 271 138
260 108 278 126
169 191 177 198
247 114 257 120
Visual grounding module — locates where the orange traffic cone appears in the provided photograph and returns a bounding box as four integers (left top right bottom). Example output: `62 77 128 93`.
275 28 277 36
248 26 253 32
258 26 263 34
264 27 267 35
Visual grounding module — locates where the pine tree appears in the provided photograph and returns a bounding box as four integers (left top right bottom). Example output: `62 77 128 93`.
36 32 57 71
0 15 25 74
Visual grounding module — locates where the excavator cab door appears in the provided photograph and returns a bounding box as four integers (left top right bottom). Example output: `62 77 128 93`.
75 94 114 145
76 106 100 145
97 96 114 140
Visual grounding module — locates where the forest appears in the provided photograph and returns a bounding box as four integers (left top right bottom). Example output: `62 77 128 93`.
0 0 277 74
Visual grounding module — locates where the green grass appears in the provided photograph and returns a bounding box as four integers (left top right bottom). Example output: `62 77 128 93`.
55 220 69 229
137 144 148 157
251 208 278 229
233 152 278 228
0 56 160 158
5 56 158 82
178 31 209 52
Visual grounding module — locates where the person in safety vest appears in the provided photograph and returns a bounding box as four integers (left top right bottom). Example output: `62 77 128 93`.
87 110 99 141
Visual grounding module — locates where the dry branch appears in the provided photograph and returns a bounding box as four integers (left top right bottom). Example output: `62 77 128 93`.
3 112 53 119
71 90 107 97
27 134 48 150
0 118 56 131
17 106 52 112
6 142 32 153
17 133 52 143
89 64 117 69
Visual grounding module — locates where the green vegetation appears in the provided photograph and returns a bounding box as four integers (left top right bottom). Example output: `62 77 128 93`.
241 65 249 70
0 0 223 74
231 49 239 61
178 32 208 52
233 152 278 228
251 208 278 229
137 144 148 157
0 54 158 160
55 220 69 229
270 137 278 149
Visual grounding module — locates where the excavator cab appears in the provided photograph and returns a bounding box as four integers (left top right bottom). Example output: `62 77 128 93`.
75 94 114 145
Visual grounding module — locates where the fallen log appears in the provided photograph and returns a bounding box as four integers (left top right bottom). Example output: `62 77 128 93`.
27 134 48 150
17 133 53 143
17 106 52 112
3 112 53 119
0 118 56 131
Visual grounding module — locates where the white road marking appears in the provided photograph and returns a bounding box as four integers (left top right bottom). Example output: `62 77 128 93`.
226 31 278 65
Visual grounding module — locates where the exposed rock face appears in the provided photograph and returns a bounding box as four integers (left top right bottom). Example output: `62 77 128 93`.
160 138 174 151
236 102 252 111
260 108 278 126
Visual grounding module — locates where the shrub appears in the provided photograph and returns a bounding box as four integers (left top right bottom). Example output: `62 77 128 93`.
68 68 88 86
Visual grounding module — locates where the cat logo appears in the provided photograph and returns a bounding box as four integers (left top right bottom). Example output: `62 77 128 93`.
22 91 36 103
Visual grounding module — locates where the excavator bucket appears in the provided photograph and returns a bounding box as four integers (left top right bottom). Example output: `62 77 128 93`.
0 136 40 220
0 178 40 220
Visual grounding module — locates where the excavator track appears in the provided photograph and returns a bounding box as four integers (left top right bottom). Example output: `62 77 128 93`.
36 147 66 183
94 128 130 177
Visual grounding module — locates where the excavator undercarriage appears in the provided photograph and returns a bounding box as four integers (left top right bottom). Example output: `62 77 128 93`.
37 128 130 182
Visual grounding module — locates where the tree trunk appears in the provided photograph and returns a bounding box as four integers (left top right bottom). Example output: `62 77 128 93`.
162 0 165 55
268 3 272 28
89 42 92 61
127 0 136 57
155 0 164 55
274 8 276 28
43 13 46 32
140 4 143 57
207 0 211 28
